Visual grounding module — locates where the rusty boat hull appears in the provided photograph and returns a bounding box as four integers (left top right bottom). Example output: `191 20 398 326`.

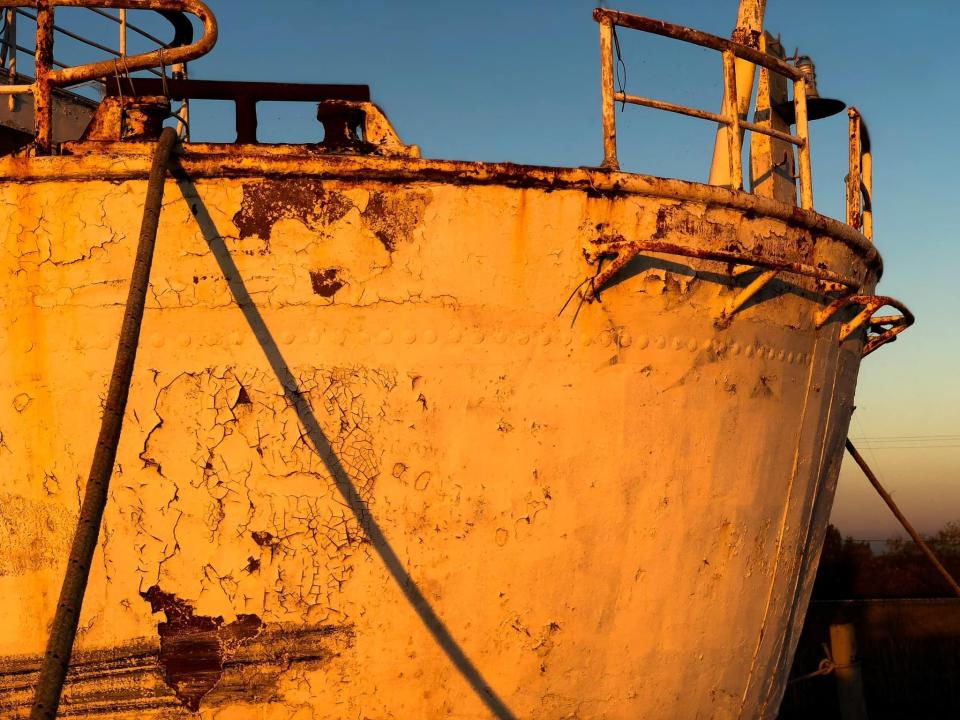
0 144 879 718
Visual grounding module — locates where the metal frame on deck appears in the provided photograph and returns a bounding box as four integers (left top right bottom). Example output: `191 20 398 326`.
589 8 912 355
594 8 813 209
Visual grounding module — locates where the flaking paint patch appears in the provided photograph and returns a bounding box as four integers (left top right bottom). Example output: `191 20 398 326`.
232 179 430 254
0 493 71 576
129 366 396 624
361 189 430 252
232 179 354 244
142 585 262 711
309 268 345 297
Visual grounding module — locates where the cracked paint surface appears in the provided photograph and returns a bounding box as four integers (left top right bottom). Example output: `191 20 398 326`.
132 366 395 625
0 155 874 719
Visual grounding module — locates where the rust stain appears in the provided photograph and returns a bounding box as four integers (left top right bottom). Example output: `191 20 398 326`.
653 205 737 246
232 179 354 242
361 189 429 252
0 624 353 715
142 586 262 712
250 530 276 548
232 180 429 256
309 268 345 297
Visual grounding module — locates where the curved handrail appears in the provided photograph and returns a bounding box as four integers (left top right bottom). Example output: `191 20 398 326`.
0 0 217 152
814 294 914 357
31 1 217 86
156 9 193 49
5 5 196 79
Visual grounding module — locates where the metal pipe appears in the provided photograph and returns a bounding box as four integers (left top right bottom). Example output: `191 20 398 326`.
29 126 180 720
598 15 618 169
845 439 960 598
33 0 52 153
118 7 124 54
582 236 862 302
861 146 873 240
846 108 862 230
614 91 727 124
6 7 15 110
739 118 802 146
829 623 868 720
709 0 767 187
794 77 813 210
593 7 795 79
721 49 743 190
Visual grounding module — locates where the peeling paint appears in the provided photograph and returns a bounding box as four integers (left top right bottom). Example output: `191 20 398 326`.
142 585 262 711
232 179 355 245
308 268 345 297
0 494 71 576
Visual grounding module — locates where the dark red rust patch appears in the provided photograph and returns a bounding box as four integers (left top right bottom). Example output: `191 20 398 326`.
731 27 761 49
142 586 262 712
234 385 252 406
309 268 345 297
653 205 737 246
233 179 429 254
232 179 353 241
361 189 429 252
250 530 275 547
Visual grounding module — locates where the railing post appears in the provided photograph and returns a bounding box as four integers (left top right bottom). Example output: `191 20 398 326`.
4 8 17 112
709 0 766 187
235 97 257 143
846 109 861 230
722 50 742 190
793 77 813 210
598 16 619 170
119 9 127 56
34 0 54 154
861 140 873 241
1 7 12 68
829 623 869 720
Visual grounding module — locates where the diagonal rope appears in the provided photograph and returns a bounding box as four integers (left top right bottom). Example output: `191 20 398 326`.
30 127 180 720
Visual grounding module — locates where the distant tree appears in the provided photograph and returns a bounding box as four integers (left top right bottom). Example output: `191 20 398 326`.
812 521 960 599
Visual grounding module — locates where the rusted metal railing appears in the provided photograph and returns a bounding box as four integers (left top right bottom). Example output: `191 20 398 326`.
593 8 814 211
0 0 216 152
815 294 914 358
846 107 872 240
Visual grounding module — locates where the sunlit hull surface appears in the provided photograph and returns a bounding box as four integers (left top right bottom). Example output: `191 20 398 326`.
0 146 877 719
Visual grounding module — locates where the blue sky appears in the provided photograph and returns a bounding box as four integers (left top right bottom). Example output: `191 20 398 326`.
199 0 956 541
37 1 958 539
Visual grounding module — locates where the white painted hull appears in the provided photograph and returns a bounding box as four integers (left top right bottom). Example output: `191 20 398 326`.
0 149 877 718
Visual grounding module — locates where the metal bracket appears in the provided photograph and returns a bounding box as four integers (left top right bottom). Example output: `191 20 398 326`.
574 235 863 312
718 268 778 324
815 294 914 356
